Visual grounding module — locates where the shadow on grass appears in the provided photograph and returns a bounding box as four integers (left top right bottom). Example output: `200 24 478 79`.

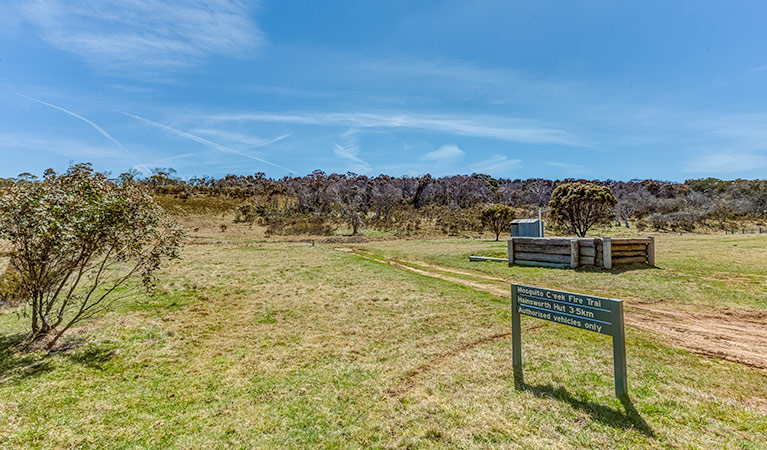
0 333 116 384
524 383 655 438
0 333 54 383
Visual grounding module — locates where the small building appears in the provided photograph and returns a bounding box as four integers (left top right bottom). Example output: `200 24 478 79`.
510 218 544 237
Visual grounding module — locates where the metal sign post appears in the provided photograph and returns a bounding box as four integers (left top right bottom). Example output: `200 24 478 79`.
511 283 628 398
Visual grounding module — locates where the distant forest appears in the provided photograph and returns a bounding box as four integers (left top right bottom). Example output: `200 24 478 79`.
3 169 766 236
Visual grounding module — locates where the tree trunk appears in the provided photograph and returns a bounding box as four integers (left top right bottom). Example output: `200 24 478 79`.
31 295 39 334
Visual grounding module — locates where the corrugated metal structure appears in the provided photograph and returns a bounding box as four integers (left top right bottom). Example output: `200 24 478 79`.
510 218 544 237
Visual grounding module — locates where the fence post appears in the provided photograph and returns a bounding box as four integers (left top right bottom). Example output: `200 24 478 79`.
511 284 523 390
570 239 579 268
603 236 612 269
507 238 514 267
647 236 655 266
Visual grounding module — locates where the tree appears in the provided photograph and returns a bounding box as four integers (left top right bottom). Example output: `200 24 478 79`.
329 174 370 235
480 204 515 241
548 182 617 237
0 164 185 348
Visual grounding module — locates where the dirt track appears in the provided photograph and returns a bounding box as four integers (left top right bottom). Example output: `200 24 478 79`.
343 248 767 371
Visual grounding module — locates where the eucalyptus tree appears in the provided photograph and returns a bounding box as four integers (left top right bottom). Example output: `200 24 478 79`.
480 204 516 241
549 182 617 237
0 164 185 348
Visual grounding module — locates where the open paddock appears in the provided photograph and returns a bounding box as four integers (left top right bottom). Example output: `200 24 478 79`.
0 231 765 449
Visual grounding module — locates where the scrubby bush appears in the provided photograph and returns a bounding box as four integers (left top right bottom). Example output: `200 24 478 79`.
647 213 668 231
480 204 516 241
549 183 617 237
666 210 702 232
0 164 184 347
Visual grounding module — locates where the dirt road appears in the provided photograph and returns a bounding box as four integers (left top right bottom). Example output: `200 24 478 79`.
343 248 767 371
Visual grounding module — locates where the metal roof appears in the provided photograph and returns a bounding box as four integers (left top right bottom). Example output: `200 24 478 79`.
511 218 540 224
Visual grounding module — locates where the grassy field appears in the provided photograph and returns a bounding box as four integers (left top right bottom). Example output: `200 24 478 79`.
1 229 766 449
357 233 767 311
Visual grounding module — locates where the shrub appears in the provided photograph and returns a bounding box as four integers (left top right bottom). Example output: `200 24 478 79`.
0 164 184 347
480 204 516 241
647 213 668 231
549 182 617 237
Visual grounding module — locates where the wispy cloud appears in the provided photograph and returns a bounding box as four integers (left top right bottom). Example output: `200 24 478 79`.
685 152 767 174
17 93 150 173
691 113 767 150
358 57 574 103
468 155 521 176
205 111 583 146
190 129 292 149
421 144 464 161
544 161 587 173
122 112 297 173
0 133 124 159
0 133 150 175
333 129 370 174
20 0 263 76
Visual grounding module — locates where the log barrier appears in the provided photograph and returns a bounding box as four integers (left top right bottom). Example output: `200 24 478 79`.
506 236 655 269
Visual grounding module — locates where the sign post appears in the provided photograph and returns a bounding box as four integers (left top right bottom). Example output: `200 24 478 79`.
511 283 628 398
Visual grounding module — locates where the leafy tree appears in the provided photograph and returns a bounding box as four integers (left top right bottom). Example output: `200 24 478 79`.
0 164 184 348
480 204 516 241
548 182 617 237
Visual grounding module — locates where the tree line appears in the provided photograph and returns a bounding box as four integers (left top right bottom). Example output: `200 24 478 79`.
3 169 766 236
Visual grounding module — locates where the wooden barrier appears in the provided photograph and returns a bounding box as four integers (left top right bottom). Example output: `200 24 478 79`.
507 236 655 269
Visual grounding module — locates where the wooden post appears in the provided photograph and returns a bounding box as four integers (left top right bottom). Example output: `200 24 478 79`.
511 284 523 390
646 236 655 266
603 236 612 269
570 239 579 268
595 238 603 268
507 238 515 267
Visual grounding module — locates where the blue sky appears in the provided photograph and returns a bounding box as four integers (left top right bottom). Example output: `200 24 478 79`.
1 0 767 180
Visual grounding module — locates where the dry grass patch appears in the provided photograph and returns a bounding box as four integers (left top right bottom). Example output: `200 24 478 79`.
0 233 765 448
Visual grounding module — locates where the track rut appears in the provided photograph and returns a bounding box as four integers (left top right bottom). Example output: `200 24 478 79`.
343 248 767 371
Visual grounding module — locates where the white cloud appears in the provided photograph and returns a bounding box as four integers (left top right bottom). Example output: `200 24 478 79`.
190 128 292 149
16 94 150 173
692 114 767 150
685 152 767 174
122 112 297 173
0 133 148 176
20 0 263 75
421 144 464 161
205 111 583 146
468 155 521 175
544 161 588 174
333 129 370 173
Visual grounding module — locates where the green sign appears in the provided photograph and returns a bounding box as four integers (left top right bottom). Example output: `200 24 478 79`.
511 284 628 398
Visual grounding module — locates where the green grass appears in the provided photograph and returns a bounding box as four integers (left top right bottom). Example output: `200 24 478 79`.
0 233 765 448
356 233 767 311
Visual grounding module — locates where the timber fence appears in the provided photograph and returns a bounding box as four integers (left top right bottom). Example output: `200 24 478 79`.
507 236 655 269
